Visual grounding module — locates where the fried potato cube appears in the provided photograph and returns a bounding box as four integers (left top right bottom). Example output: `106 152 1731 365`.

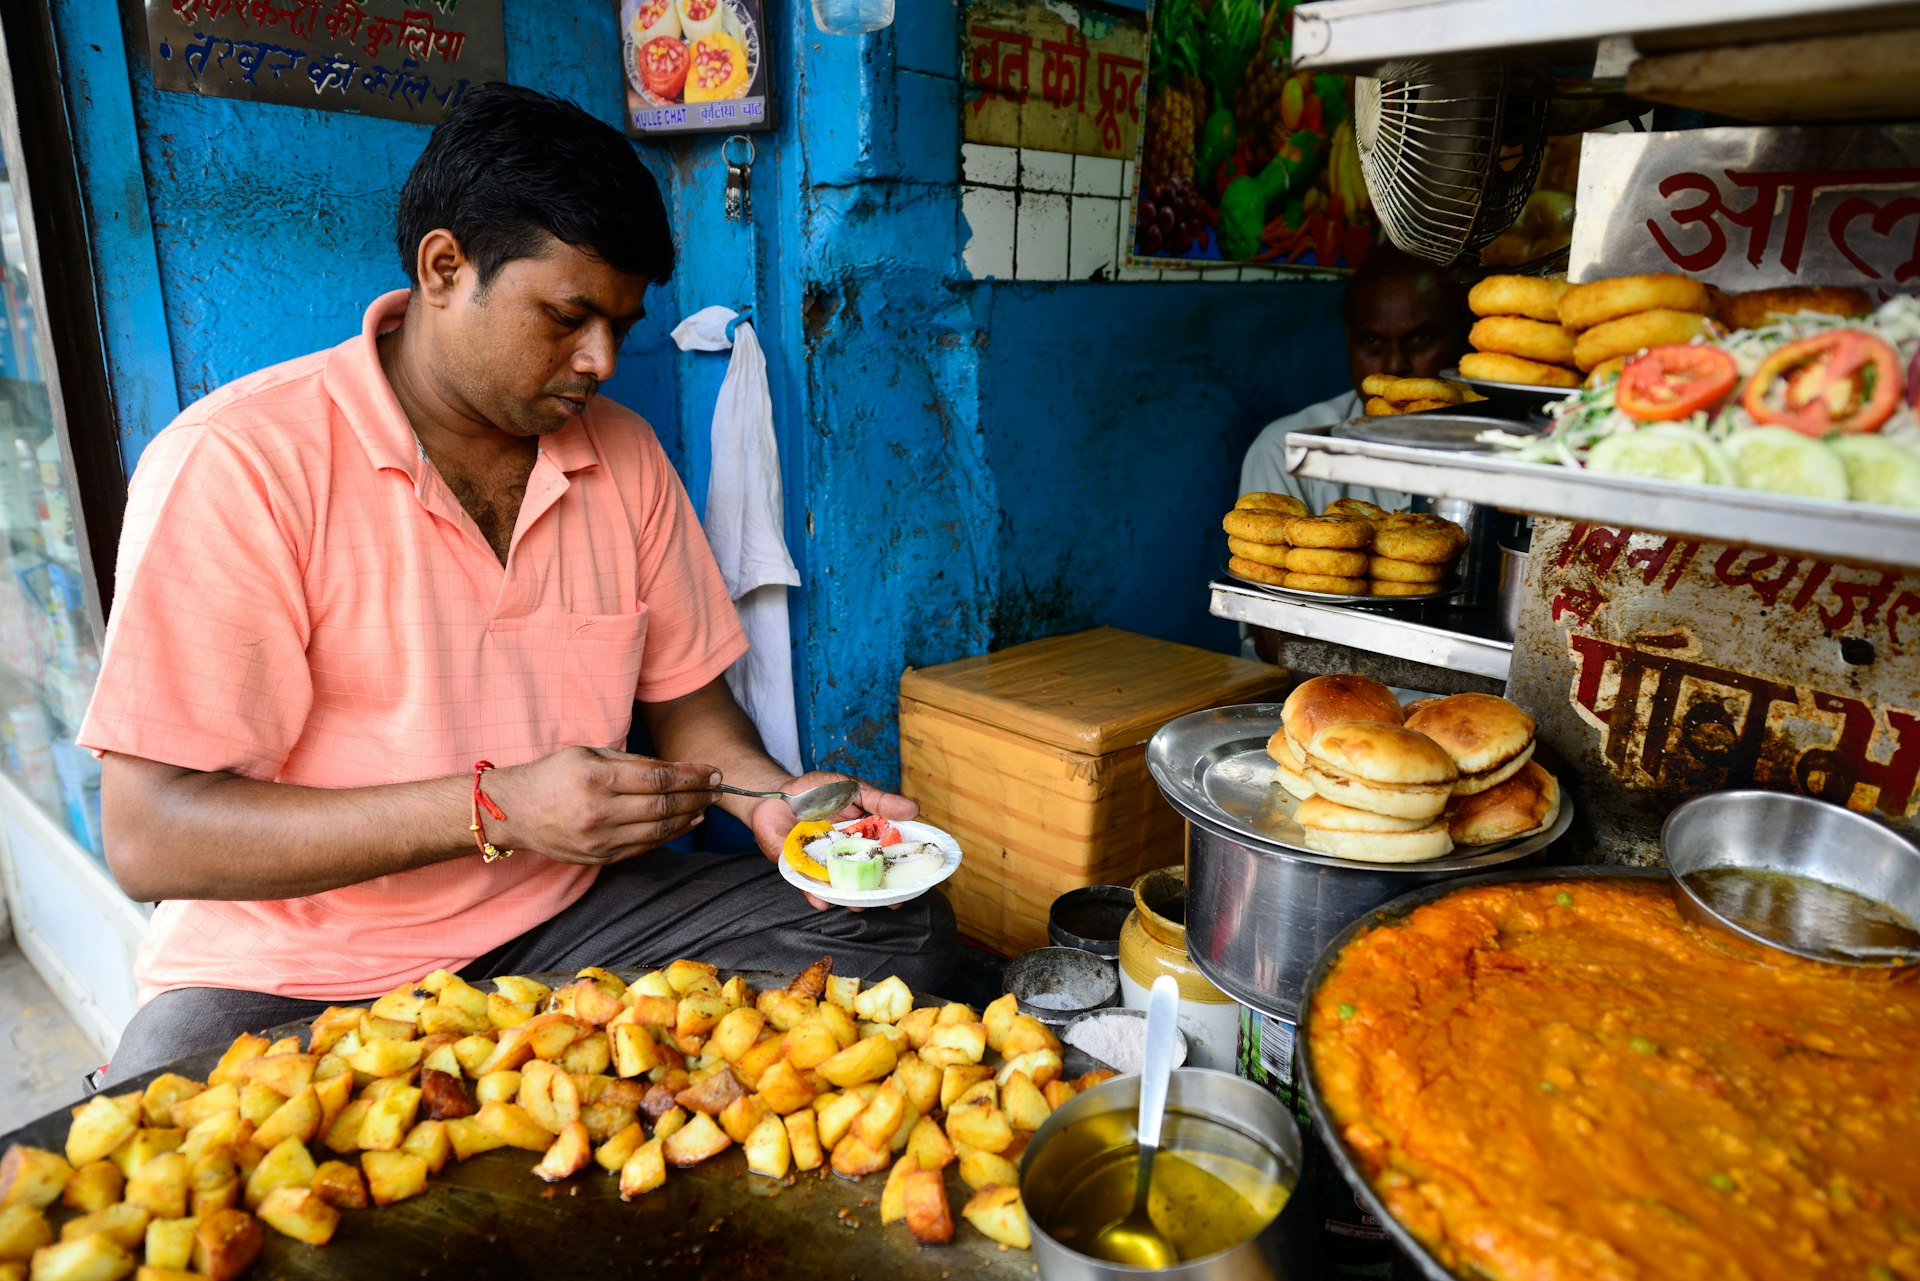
664 959 719 995
609 1025 662 1080
981 992 1020 1052
945 1099 1013 1155
902 1169 954 1245
813 1090 868 1151
343 1038 423 1080
743 1115 791 1181
60 1203 150 1252
58 1163 122 1216
168 1084 238 1134
617 1138 666 1199
517 1062 581 1135
851 1085 907 1150
256 1187 338 1247
823 975 860 1013
65 1099 139 1170
308 1161 367 1210
531 1121 592 1183
673 1067 745 1119
706 1008 765 1064
997 1050 1064 1090
858 1023 908 1053
474 1102 553 1152
782 1020 840 1072
649 1107 688 1143
627 996 678 1031
0 1205 50 1265
451 1035 497 1078
939 1065 995 1111
319 1098 370 1155
368 984 429 1025
880 1154 919 1224
1001 1015 1062 1059
486 994 534 1031
356 1086 421 1153
751 1061 816 1116
894 1006 938 1050
921 1022 987 1069
250 1086 322 1152
851 977 912 1025
188 1208 260 1281
443 1117 507 1162
1042 1080 1077 1111
962 1184 1031 1248
134 1268 200 1281
241 1137 314 1211
305 1007 363 1056
418 1068 475 1123
785 955 832 1002
474 1070 522 1107
235 1053 317 1099
559 1032 612 1078
359 1150 428 1207
137 1078 203 1131
27 1235 134 1281
438 972 493 1017
778 1110 821 1173
550 980 623 1029
1000 1070 1052 1132
1 1147 70 1214
818 1035 898 1089
904 1116 955 1173
141 1216 197 1271
828 1133 890 1179
110 1130 180 1183
593 1122 644 1174
235 1085 285 1131
755 990 816 1033
888 1054 940 1117
401 1120 452 1175
123 1153 188 1221
731 1032 786 1089
580 1101 638 1145
626 970 674 1001
489 975 552 1006
358 1014 416 1045
958 1149 1019 1192
718 1095 770 1146
812 1003 859 1051
661 1113 732 1167
206 1034 271 1089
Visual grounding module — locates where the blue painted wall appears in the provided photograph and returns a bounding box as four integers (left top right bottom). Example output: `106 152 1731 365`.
52 0 1346 787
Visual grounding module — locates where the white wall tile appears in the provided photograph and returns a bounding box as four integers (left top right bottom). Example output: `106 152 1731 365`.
1069 196 1120 280
961 185 1016 280
1122 160 1137 199
961 142 1018 188
1072 155 1123 198
1019 148 1074 194
1015 191 1070 281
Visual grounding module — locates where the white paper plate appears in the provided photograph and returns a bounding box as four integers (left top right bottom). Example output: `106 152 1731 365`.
777 818 963 908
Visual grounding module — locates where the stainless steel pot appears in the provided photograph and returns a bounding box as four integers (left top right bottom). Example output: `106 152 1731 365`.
1020 1068 1314 1280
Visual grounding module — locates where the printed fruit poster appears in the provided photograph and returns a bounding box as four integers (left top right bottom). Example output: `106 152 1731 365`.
1132 0 1383 272
620 0 771 136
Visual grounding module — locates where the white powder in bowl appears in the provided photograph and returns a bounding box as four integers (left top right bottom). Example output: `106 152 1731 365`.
1065 1012 1176 1074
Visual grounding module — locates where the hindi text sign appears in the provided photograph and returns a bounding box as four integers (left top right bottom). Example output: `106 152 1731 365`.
963 0 1145 161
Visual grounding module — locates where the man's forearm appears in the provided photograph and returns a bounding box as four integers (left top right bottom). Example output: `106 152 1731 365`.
640 678 792 826
101 753 473 902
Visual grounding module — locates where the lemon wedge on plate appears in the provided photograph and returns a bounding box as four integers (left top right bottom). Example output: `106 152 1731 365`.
782 819 836 882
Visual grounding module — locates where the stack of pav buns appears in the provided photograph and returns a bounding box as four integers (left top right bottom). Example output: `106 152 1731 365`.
1556 272 1714 386
1360 374 1486 417
1223 498 1467 598
1460 276 1580 390
1269 675 1561 863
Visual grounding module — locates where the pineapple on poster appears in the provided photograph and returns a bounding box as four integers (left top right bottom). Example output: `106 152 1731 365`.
1134 0 1381 271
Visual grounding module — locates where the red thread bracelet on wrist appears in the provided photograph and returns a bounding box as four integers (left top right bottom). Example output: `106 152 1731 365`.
470 760 513 863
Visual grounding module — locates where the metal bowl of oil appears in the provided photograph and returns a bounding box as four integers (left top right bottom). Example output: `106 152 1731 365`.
1663 791 1920 967
1018 1068 1313 1279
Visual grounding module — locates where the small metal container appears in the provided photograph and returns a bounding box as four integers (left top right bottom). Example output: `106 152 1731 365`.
1004 946 1120 1028
1020 1067 1313 1280
1061 1006 1189 1075
1663 790 1920 967
1495 520 1531 642
1049 884 1134 960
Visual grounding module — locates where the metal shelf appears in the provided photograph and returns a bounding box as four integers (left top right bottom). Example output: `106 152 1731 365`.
1283 424 1920 570
1290 0 1919 71
1210 580 1513 682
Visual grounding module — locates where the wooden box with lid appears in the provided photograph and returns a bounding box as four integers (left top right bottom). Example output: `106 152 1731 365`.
897 627 1289 956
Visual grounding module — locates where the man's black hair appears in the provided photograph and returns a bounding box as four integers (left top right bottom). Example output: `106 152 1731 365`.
1340 244 1455 327
396 82 674 289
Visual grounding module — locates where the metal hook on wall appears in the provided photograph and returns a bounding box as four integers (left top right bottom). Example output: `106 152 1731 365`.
725 308 753 343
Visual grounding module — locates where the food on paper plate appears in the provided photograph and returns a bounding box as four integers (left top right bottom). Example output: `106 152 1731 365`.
1403 693 1537 795
791 815 946 894
1294 794 1453 862
1301 722 1458 822
1457 350 1582 389
1308 877 1920 1281
3 959 1114 1277
1444 760 1560 845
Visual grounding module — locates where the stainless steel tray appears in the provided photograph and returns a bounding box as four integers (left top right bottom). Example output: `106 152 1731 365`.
1333 411 1542 452
1442 367 1579 417
1223 566 1462 609
1145 703 1573 870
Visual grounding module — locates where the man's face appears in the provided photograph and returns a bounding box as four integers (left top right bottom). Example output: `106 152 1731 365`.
431 236 650 438
1345 274 1455 390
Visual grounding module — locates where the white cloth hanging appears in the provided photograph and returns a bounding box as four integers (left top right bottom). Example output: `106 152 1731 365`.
670 305 804 776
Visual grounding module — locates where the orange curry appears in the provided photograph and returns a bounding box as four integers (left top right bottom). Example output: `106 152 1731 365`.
1309 877 1920 1281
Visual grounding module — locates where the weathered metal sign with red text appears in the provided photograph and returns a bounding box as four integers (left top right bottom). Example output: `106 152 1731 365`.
1570 124 1920 292
1508 518 1920 864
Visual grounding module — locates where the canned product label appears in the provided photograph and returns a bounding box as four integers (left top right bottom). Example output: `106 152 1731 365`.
1235 1005 1308 1128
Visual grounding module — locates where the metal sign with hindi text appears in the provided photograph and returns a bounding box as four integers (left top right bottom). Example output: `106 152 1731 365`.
145 0 504 125
962 0 1146 161
1508 519 1920 865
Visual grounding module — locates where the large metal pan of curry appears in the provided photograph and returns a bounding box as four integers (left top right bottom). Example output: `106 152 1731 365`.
1295 867 1920 1281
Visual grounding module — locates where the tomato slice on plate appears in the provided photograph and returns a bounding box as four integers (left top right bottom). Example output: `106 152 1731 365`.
1616 345 1738 423
1741 329 1900 436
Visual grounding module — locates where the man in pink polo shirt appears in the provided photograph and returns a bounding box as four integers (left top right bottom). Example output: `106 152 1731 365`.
80 84 956 1082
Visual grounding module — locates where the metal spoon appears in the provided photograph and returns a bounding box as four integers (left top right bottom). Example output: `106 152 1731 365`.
713 778 859 822
1090 974 1181 1268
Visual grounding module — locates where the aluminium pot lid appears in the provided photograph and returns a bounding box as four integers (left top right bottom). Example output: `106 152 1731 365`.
1145 703 1572 872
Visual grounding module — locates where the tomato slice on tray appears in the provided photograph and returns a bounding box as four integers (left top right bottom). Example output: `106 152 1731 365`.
1741 329 1900 436
638 36 690 100
1616 345 1738 422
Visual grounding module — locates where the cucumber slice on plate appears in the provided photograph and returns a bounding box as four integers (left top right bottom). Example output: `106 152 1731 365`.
1828 435 1920 509
1723 426 1849 499
1587 427 1710 484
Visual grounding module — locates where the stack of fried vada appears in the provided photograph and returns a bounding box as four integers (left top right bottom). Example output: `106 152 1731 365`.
1370 512 1466 597
1360 375 1486 417
1556 272 1714 385
1224 497 1467 598
1222 491 1307 588
1460 275 1581 390
1265 676 1562 862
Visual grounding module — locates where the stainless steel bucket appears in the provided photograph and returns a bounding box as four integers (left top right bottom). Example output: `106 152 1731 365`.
1020 1068 1314 1280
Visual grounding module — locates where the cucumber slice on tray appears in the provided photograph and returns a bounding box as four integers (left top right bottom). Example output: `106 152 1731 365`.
1723 427 1849 500
1829 435 1920 509
1587 426 1720 484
